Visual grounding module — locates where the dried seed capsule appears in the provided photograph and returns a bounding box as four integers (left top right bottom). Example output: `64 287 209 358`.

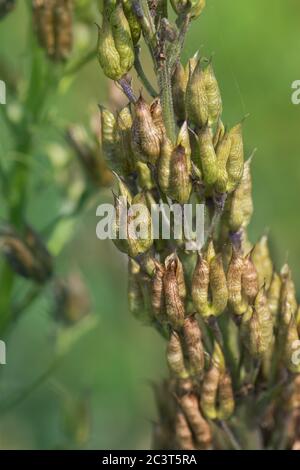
165 253 187 301
223 157 253 232
267 272 281 323
217 372 234 420
131 95 161 164
172 62 188 121
122 0 141 44
241 289 273 358
251 235 273 290
185 60 208 129
167 144 192 204
200 342 225 420
175 409 195 450
183 316 204 376
227 248 250 315
180 393 212 450
0 0 15 20
167 331 189 379
203 63 222 126
128 259 145 320
192 253 210 317
152 261 165 321
197 125 217 186
242 254 259 302
163 255 185 330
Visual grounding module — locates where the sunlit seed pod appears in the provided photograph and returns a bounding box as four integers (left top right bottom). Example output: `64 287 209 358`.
215 131 231 193
284 319 300 374
0 0 15 20
203 63 222 126
251 235 273 290
183 316 204 376
131 95 162 164
152 261 165 321
128 259 145 319
150 98 165 138
172 62 188 121
185 60 208 129
116 105 135 176
167 145 192 204
167 331 189 379
175 409 195 450
241 289 273 358
190 0 206 18
242 254 259 302
180 393 212 450
197 125 217 186
224 157 253 232
217 372 235 420
122 0 141 44
191 253 210 317
227 247 248 315
109 3 134 72
165 253 187 301
209 254 228 316
163 256 185 330
267 272 281 323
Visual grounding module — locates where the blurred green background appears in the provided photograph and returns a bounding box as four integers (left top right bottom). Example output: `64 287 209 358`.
0 0 300 449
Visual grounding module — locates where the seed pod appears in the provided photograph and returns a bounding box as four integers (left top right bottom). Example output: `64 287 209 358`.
197 125 217 186
209 254 228 316
167 144 192 204
158 136 173 194
128 259 145 319
0 0 15 20
200 342 225 420
183 316 204 376
227 247 247 315
152 261 165 321
172 62 188 121
53 274 91 325
251 235 273 290
122 0 141 44
191 252 210 317
217 372 234 420
223 157 253 232
163 255 185 330
150 98 165 138
100 105 119 171
280 264 298 327
284 318 300 374
185 60 208 129
267 272 281 322
116 105 135 176
242 254 259 302
213 119 226 148
165 253 187 301
203 63 222 126
180 393 212 450
131 95 161 164
167 331 189 379
171 0 206 19
241 289 273 358
175 409 195 450
136 161 154 190
128 191 153 256
226 123 244 193
109 3 134 71
97 17 123 80
215 131 231 193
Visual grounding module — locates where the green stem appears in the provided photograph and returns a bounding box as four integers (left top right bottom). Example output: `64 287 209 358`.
134 46 158 98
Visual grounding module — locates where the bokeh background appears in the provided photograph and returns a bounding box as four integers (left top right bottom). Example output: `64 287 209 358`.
0 0 300 449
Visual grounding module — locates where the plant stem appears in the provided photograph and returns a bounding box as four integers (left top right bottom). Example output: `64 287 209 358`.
134 46 158 98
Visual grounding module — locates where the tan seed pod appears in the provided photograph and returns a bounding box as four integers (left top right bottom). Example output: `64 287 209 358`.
180 393 212 450
175 409 195 450
183 316 204 376
163 256 185 330
152 261 165 321
242 254 259 301
200 342 225 420
165 253 186 301
203 62 222 126
280 264 298 327
215 131 231 193
213 119 225 148
192 253 210 317
227 247 248 315
185 60 208 129
217 372 235 420
167 331 189 379
209 254 228 316
167 145 192 204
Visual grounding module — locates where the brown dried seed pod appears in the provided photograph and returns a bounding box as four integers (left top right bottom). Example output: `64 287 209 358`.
200 342 225 420
151 261 165 321
192 253 210 317
183 316 204 376
217 372 234 420
242 254 259 302
175 409 195 450
163 256 185 330
167 145 192 204
167 331 189 379
227 247 248 315
165 253 186 301
180 393 212 450
131 95 161 164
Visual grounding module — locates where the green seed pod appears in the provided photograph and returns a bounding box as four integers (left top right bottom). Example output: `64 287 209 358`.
241 289 273 358
163 255 185 330
209 254 228 316
131 95 162 164
217 372 234 420
172 62 188 121
128 259 145 319
110 3 134 72
203 63 222 126
152 261 165 321
226 123 244 193
97 18 123 80
158 136 173 194
175 409 195 450
129 191 153 255
197 125 217 186
223 157 253 232
183 316 205 376
171 0 206 19
122 0 141 44
227 247 248 315
180 393 212 450
201 342 225 420
185 60 208 129
167 331 189 379
251 235 273 290
267 272 281 323
0 0 15 20
116 105 135 176
215 131 231 193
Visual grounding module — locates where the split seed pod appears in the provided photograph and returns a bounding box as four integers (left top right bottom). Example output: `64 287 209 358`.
185 60 208 129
